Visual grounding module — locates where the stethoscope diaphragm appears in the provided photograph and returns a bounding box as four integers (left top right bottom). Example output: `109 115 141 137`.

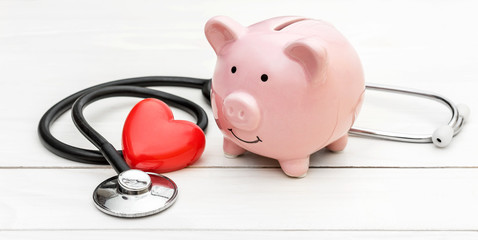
93 169 178 218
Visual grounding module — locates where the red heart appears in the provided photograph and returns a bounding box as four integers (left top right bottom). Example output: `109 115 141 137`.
122 98 205 173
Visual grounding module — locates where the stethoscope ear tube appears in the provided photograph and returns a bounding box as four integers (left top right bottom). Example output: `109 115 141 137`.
349 83 468 147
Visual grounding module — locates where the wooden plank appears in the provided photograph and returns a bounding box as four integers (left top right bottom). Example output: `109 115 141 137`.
2 122 476 169
1 168 478 231
1 87 476 168
0 230 477 240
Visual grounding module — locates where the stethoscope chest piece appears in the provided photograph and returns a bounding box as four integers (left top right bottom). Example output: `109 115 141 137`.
93 169 178 218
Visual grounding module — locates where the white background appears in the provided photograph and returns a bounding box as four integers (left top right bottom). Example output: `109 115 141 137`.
0 0 477 239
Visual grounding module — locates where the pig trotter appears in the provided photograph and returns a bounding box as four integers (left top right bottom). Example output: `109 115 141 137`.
326 134 348 152
223 137 246 158
278 157 310 178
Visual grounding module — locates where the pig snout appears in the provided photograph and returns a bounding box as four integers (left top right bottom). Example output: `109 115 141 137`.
222 92 261 131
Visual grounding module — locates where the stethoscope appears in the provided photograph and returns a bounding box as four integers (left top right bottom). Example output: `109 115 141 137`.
38 76 469 218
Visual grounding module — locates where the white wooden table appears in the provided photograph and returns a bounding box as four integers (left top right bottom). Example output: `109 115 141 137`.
1 0 477 239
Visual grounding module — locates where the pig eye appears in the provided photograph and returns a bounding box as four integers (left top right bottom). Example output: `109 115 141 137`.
231 66 237 74
261 74 268 82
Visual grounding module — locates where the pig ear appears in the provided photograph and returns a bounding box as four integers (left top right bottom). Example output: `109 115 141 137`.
284 38 328 84
205 16 245 55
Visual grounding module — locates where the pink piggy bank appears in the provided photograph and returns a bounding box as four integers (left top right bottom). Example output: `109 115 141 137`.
205 16 365 177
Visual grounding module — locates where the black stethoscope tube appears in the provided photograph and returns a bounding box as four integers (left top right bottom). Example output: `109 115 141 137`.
38 76 211 173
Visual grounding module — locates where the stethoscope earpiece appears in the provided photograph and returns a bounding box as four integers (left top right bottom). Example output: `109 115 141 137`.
93 169 178 218
457 104 470 121
431 103 469 148
432 125 454 148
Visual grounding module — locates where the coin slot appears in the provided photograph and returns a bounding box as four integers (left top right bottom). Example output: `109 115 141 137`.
274 18 308 31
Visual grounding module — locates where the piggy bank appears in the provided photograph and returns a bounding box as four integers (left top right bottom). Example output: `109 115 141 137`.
205 16 365 177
